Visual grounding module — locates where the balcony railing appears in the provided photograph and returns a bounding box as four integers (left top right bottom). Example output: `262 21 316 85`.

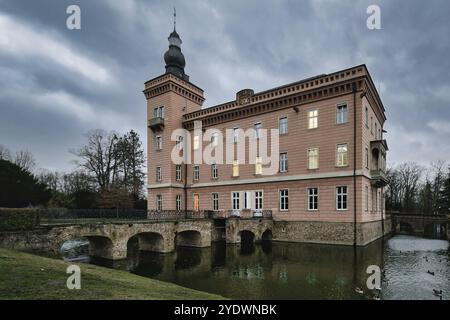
148 117 164 131
370 169 388 187
147 209 273 220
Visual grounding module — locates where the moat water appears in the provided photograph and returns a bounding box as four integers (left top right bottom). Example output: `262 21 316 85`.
61 234 449 300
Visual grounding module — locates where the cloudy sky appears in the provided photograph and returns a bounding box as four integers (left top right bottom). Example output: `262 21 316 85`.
1 0 449 172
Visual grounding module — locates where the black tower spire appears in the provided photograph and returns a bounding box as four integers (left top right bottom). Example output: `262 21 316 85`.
164 8 189 81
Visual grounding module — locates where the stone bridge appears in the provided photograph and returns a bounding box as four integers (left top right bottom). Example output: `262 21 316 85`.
0 219 213 260
0 217 275 260
390 213 448 239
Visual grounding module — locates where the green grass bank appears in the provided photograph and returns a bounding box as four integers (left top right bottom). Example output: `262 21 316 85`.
0 248 225 300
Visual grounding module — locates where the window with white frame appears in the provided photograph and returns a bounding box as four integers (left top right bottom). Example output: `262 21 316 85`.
308 109 318 129
233 127 239 143
211 132 219 147
308 148 319 169
255 157 262 175
212 193 219 211
232 160 239 177
254 122 262 139
280 189 289 211
255 191 263 211
279 116 288 134
211 163 218 179
154 106 164 118
193 135 200 150
176 165 182 181
307 187 318 211
365 186 369 212
244 191 251 209
176 194 182 211
156 194 162 211
176 136 183 150
336 103 348 124
365 147 369 168
232 192 240 210
155 135 162 150
336 144 348 167
336 186 348 210
280 152 288 172
193 165 200 181
156 166 162 182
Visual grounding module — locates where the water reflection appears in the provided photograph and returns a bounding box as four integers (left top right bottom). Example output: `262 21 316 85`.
60 234 449 300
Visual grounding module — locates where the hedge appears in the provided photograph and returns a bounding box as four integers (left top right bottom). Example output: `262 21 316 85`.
0 208 38 231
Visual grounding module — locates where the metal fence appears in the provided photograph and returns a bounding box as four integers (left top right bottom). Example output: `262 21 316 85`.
36 208 273 224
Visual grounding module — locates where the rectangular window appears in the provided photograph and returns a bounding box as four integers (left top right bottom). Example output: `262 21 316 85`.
176 195 182 212
365 147 369 168
279 152 288 172
193 165 200 181
280 189 289 211
233 127 239 143
156 166 162 182
176 136 183 150
211 132 219 147
232 192 240 210
232 160 239 177
155 135 162 150
254 122 262 139
154 106 164 118
308 109 318 129
308 148 319 169
336 144 348 167
307 187 318 211
279 117 288 134
336 103 348 124
255 191 263 211
255 157 262 175
193 194 200 211
212 193 219 211
211 163 218 179
365 107 369 127
193 135 200 150
336 186 348 211
375 123 378 139
365 186 369 212
176 165 182 181
371 117 373 134
244 191 252 209
156 194 162 211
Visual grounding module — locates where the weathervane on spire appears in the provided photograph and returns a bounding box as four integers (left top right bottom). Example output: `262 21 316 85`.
173 6 176 31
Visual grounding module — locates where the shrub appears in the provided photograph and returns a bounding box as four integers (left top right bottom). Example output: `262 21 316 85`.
0 208 38 231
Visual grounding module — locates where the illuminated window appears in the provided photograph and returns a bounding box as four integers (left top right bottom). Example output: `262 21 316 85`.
193 194 200 211
336 144 348 167
308 148 319 169
193 135 200 150
308 109 318 129
255 157 262 175
232 160 239 177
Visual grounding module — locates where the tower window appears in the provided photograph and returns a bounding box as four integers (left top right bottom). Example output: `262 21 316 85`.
280 152 288 172
336 144 348 167
308 109 318 129
193 165 200 181
336 103 348 124
154 106 164 119
155 135 162 150
279 117 288 134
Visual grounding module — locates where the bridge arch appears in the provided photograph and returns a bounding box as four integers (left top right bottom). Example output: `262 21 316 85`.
59 235 114 260
262 229 273 241
129 232 165 252
176 230 202 247
239 230 256 244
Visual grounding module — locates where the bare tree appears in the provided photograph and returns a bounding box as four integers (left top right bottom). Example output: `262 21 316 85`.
14 150 36 172
398 162 423 213
71 129 119 191
0 144 11 161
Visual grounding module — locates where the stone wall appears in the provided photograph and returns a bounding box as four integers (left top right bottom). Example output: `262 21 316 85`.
272 217 392 246
226 218 273 243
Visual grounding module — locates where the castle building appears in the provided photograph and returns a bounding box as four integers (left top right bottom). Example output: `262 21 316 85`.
143 24 389 246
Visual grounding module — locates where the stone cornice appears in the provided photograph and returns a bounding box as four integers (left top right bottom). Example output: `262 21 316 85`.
182 77 367 130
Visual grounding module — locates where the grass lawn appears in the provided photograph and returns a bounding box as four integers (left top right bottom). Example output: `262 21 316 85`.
0 248 225 300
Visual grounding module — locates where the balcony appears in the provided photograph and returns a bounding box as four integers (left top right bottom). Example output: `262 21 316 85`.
370 140 389 188
148 117 164 131
370 169 388 187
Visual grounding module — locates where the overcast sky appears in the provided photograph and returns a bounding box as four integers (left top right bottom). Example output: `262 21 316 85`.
1 0 449 172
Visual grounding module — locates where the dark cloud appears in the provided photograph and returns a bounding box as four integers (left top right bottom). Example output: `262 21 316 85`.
0 0 449 171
